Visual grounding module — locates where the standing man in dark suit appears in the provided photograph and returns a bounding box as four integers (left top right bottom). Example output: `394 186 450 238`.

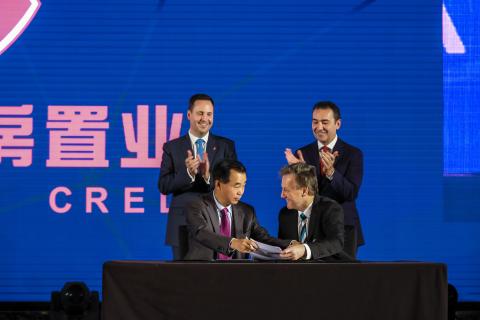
158 94 237 259
278 163 346 260
185 159 291 260
284 101 364 258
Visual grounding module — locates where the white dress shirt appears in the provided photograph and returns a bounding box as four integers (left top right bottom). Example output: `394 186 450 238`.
317 134 337 152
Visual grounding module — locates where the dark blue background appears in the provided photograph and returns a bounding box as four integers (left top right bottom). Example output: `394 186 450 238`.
1 0 477 302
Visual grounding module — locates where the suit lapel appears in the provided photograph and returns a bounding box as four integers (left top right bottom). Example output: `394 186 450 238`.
231 205 246 259
231 204 244 238
307 142 325 188
306 142 321 177
206 134 218 165
182 134 193 155
285 211 300 241
307 201 320 242
204 195 220 234
333 138 345 166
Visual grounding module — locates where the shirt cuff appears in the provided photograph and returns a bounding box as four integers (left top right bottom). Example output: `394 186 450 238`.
187 169 196 182
326 170 334 181
204 175 210 184
228 238 236 253
303 244 312 260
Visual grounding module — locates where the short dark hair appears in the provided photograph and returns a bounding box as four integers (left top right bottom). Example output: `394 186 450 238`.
188 93 214 111
212 159 246 184
312 101 341 121
280 163 318 196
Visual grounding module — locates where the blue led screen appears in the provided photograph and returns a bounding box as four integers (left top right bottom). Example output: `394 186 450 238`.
1 0 479 302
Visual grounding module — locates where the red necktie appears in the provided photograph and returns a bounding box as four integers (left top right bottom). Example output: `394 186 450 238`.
218 207 231 260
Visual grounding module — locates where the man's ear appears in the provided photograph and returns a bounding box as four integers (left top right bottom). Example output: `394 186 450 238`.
302 187 308 197
187 110 192 120
336 118 342 130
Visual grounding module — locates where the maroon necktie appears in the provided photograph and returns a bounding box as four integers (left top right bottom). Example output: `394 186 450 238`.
319 146 331 176
218 207 231 260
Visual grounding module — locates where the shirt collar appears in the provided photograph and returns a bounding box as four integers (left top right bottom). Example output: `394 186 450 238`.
317 135 338 151
297 200 314 218
189 130 209 146
212 192 232 214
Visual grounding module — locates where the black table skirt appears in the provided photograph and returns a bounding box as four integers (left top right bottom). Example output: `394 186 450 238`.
102 261 447 320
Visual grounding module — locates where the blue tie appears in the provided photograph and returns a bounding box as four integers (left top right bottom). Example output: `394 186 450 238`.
195 139 205 160
299 213 307 243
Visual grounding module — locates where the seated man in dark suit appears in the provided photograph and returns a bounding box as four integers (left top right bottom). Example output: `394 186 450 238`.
279 163 346 260
185 159 290 260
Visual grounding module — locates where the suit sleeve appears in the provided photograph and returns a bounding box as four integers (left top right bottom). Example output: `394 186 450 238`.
277 208 287 239
227 140 238 160
186 200 232 255
330 148 363 202
308 201 345 259
157 142 206 195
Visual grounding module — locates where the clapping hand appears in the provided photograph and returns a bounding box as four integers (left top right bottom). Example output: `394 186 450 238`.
185 150 200 176
320 150 339 176
199 152 210 181
285 148 305 164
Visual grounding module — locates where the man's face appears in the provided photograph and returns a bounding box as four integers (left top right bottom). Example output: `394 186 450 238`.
187 99 214 137
216 170 247 206
312 108 341 145
281 174 306 210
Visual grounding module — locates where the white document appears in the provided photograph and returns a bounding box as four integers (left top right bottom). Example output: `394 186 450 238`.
249 240 285 261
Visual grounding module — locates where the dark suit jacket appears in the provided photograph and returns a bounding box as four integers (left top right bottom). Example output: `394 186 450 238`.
158 133 237 247
278 196 345 260
185 193 290 260
297 138 364 245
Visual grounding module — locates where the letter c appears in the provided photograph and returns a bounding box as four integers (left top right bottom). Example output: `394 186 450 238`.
49 186 72 214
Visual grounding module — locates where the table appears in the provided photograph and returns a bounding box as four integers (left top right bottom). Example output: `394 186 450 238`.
102 261 447 320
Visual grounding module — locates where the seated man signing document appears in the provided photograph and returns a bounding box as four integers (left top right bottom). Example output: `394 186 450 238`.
278 163 347 260
185 159 291 260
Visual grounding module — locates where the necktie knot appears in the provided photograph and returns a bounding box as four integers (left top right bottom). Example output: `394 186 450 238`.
321 146 330 153
300 212 307 221
195 139 205 160
221 207 229 216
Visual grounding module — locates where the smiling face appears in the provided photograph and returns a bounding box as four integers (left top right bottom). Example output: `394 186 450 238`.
312 108 341 145
187 99 214 137
214 169 247 206
281 174 308 211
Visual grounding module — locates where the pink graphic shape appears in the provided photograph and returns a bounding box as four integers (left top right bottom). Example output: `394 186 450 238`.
0 0 41 55
49 186 72 214
125 187 144 213
121 105 183 168
46 106 109 168
0 104 34 167
442 3 465 54
160 194 169 214
86 187 109 213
